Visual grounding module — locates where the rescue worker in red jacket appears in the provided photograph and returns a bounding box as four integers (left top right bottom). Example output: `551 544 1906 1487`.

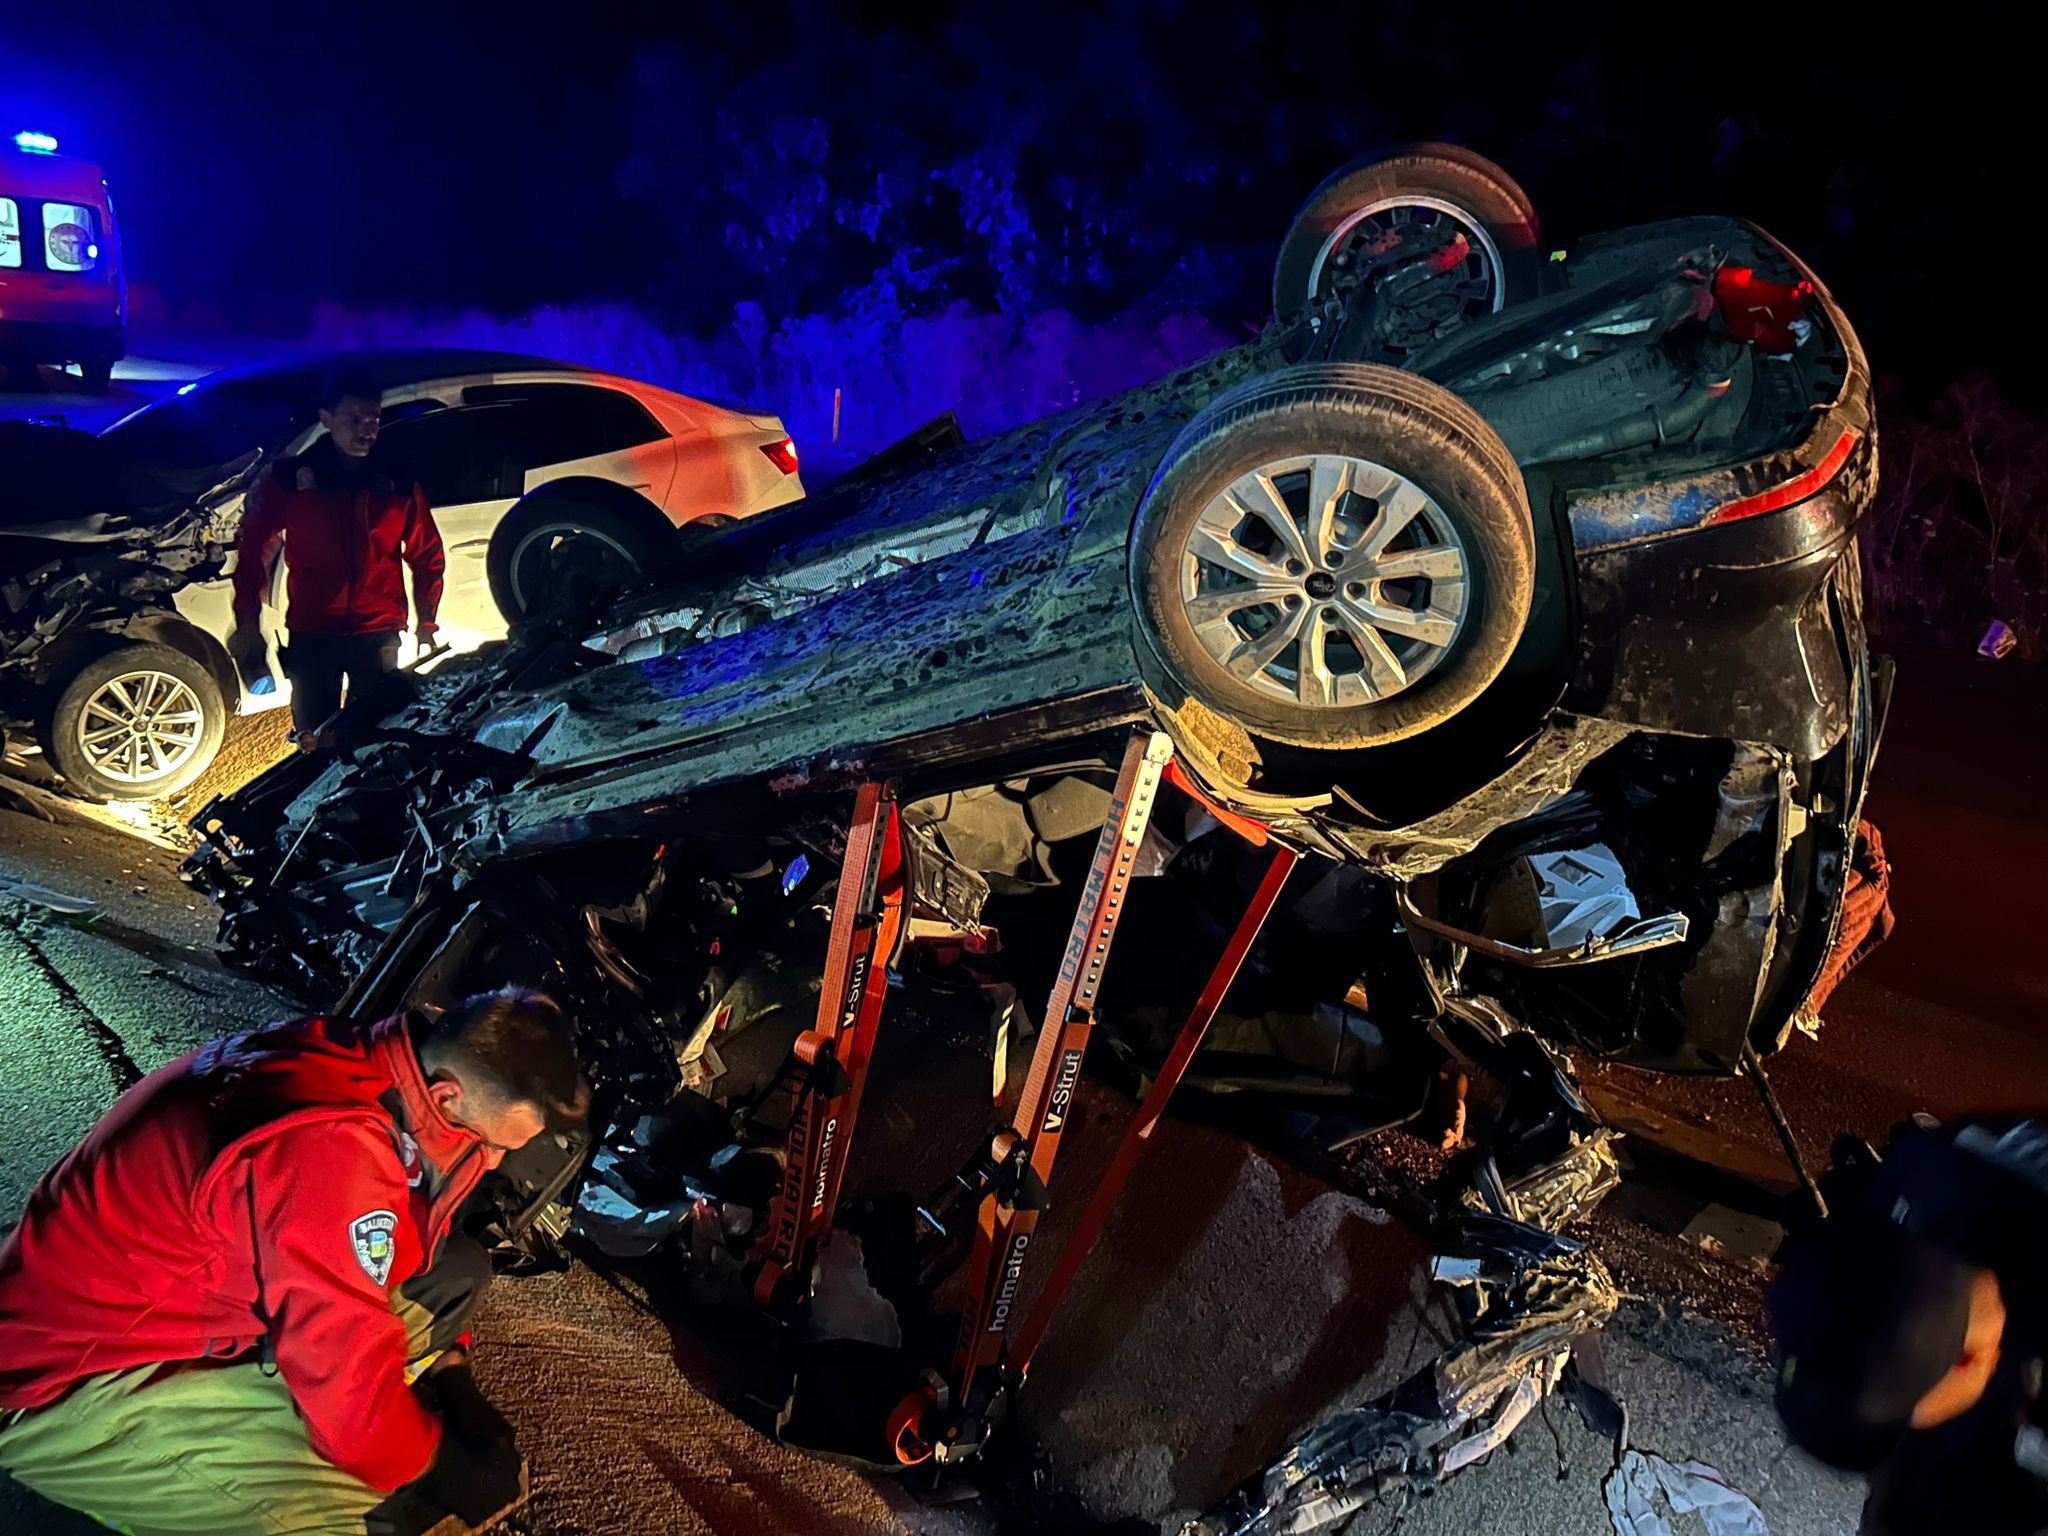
229 369 445 750
0 987 588 1535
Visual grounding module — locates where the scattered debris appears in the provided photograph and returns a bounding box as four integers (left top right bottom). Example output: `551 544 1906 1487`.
84 795 200 852
1187 1211 1622 1534
1604 1448 1768 1536
1678 1204 1784 1272
1979 619 2018 660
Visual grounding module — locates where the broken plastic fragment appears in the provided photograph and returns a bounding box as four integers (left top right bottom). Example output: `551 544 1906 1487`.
1979 620 2018 660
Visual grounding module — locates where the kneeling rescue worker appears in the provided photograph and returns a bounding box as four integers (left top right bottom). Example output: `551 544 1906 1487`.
0 987 589 1535
1770 1114 2048 1535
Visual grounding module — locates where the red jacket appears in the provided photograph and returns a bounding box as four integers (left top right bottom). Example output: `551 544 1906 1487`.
233 439 445 638
0 1015 488 1492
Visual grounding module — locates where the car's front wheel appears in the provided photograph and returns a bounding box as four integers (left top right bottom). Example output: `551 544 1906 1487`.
1131 363 1533 750
41 643 227 801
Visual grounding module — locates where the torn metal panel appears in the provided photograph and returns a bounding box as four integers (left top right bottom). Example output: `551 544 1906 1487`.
1321 714 1638 882
1678 749 1795 1069
1470 1129 1624 1232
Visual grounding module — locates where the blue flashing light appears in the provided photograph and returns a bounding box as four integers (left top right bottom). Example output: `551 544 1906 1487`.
781 853 809 896
13 131 59 154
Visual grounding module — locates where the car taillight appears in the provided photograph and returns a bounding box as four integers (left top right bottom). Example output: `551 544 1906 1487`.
1702 429 1860 527
761 437 799 475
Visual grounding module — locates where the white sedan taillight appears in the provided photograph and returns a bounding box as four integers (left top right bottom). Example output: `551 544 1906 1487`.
760 437 800 475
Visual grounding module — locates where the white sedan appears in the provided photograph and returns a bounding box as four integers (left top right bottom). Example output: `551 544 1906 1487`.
11 350 804 799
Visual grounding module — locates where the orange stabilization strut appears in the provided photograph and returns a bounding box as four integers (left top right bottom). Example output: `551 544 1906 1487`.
891 730 1296 1464
751 781 907 1310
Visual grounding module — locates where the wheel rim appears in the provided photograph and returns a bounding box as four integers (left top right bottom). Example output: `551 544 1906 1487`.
76 670 208 785
1305 194 1508 339
1175 454 1471 709
509 523 639 610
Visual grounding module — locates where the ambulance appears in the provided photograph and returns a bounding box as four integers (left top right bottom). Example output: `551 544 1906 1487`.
0 131 124 391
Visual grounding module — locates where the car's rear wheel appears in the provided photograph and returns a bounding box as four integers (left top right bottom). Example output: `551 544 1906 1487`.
78 357 116 393
1273 143 1542 359
488 494 676 627
1131 363 1533 750
41 643 227 801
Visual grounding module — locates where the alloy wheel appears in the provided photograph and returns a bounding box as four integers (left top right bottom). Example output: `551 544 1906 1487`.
75 670 208 786
1176 453 1472 709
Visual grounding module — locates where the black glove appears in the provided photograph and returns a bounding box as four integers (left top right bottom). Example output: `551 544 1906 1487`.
409 1367 521 1525
427 1361 516 1453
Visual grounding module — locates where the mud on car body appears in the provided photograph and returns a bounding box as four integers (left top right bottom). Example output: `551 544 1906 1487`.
182 145 1883 1505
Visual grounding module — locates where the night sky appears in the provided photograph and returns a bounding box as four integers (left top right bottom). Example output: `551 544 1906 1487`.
1 3 2030 398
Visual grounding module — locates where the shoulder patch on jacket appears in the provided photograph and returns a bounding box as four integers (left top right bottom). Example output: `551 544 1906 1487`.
350 1209 400 1286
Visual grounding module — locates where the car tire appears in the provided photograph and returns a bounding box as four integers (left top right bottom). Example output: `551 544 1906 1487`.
1273 143 1543 350
488 495 675 627
78 357 116 393
41 642 228 801
1131 362 1534 750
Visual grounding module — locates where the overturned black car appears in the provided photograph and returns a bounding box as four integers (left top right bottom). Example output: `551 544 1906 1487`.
186 146 1885 1496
